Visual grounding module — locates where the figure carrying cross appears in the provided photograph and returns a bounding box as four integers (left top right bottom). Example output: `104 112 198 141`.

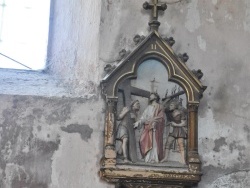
143 0 167 31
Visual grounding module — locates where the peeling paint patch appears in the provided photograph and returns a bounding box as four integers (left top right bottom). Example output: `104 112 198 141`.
45 104 71 125
61 124 93 142
229 141 246 153
199 109 246 169
212 170 250 188
197 35 206 51
185 0 201 32
1 137 60 188
213 137 227 152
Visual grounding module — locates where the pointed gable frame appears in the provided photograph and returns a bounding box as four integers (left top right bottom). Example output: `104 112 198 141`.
102 31 206 103
100 30 206 187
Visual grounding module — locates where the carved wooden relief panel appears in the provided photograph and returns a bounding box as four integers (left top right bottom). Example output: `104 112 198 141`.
100 1 206 188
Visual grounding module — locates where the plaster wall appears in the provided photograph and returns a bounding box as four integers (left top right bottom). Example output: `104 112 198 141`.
0 0 250 188
100 0 250 187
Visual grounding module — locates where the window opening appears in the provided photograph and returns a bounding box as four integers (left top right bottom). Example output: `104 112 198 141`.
0 0 51 70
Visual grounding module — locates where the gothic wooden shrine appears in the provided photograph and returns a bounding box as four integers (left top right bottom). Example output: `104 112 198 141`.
99 1 206 187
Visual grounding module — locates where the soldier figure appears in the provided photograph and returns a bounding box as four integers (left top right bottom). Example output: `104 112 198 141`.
161 99 187 164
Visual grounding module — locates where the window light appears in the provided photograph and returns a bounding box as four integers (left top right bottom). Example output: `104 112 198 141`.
0 0 51 70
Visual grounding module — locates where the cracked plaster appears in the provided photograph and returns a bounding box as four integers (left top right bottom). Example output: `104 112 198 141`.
1 0 250 187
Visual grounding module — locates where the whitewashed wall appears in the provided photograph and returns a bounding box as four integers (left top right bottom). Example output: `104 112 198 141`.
0 0 250 188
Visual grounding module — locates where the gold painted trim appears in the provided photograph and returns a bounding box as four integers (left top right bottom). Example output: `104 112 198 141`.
113 72 134 96
156 39 203 88
101 168 201 181
145 51 194 101
156 41 200 93
154 31 175 54
112 52 195 102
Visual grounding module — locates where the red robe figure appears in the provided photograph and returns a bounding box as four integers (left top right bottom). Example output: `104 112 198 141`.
134 93 165 163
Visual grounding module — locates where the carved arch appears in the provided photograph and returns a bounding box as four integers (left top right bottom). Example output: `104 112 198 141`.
112 53 195 102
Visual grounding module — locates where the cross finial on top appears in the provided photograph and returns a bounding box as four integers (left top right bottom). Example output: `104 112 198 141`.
143 0 167 31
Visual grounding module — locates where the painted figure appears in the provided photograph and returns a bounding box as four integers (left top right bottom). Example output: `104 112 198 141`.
116 100 140 162
134 93 165 163
161 99 187 164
